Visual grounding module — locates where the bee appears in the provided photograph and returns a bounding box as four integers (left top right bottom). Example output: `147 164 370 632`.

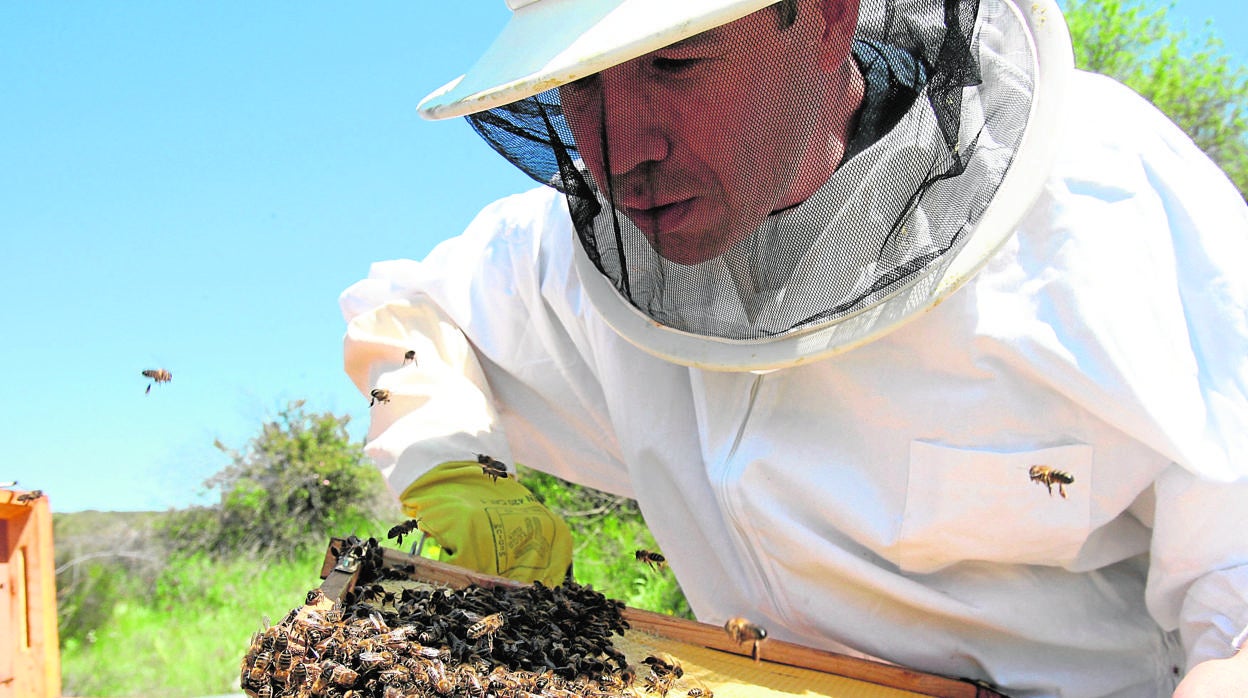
475 453 509 483
308 662 332 695
723 617 767 663
141 368 172 394
387 518 423 547
424 661 454 695
271 648 294 684
305 588 330 607
642 653 683 678
601 666 637 690
685 679 714 698
635 549 667 571
248 650 273 684
456 666 486 698
643 672 675 696
329 662 360 687
1029 465 1074 498
465 612 505 651
370 388 391 407
15 490 42 504
270 627 289 653
403 349 417 365
287 662 309 691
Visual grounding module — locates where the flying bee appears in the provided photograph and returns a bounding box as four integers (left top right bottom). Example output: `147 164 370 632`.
370 388 391 407
141 368 172 394
403 349 416 365
465 612 505 652
723 617 768 663
635 549 667 571
15 490 42 504
387 518 423 547
1029 465 1074 498
475 453 509 483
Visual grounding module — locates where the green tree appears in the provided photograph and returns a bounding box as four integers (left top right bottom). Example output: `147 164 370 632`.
1060 0 1248 199
161 400 392 560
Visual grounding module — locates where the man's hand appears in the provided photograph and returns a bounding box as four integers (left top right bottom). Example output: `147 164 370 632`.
1173 648 1248 697
399 460 573 587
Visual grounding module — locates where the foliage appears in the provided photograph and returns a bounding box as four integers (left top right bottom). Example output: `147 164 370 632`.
160 400 394 560
517 465 693 619
59 547 329 698
53 511 166 647
1060 0 1248 199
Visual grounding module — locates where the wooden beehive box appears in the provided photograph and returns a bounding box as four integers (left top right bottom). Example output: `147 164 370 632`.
0 488 61 698
316 538 1005 698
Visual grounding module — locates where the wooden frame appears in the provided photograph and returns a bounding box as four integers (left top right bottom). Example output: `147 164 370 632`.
318 539 1006 698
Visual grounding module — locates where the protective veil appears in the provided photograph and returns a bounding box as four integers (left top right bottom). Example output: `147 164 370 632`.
428 0 1065 369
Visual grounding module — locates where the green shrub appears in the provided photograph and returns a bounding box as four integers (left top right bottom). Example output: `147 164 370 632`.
159 400 394 561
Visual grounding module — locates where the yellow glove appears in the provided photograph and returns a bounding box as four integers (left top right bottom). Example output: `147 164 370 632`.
399 460 573 587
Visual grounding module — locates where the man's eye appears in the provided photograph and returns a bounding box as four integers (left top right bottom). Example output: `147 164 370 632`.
651 56 704 74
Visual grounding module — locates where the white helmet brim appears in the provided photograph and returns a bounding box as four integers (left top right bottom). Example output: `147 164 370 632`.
417 0 779 120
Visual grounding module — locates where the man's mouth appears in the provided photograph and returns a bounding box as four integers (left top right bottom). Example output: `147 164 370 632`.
621 197 696 233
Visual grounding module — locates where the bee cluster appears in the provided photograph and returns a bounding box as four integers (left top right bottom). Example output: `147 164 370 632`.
240 540 665 698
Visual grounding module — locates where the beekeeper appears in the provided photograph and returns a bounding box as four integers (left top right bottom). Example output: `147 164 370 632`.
340 0 1248 695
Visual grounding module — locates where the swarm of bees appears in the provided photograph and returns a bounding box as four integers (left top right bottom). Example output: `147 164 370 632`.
241 536 660 698
370 388 391 407
1029 465 1074 498
475 454 510 483
723 617 767 663
635 550 666 572
142 368 172 394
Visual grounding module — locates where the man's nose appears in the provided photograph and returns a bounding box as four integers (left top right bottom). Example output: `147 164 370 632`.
598 65 670 177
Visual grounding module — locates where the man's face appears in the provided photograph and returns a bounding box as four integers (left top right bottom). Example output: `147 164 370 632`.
559 0 858 266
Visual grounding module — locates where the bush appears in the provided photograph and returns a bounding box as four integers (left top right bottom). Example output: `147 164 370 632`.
159 400 394 561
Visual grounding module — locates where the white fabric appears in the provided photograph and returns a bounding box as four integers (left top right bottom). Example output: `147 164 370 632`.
341 71 1248 698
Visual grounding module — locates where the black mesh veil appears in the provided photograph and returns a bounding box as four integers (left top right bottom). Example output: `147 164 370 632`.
466 0 1035 342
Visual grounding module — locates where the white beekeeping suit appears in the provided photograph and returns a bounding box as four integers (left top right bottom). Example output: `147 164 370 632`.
341 0 1248 695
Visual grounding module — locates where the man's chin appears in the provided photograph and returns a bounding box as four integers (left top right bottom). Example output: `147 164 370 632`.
643 232 723 266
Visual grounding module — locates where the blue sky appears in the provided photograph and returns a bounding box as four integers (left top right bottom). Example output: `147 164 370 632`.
3 2 1246 514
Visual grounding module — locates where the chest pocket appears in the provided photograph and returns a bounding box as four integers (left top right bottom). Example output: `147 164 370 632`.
898 441 1094 574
